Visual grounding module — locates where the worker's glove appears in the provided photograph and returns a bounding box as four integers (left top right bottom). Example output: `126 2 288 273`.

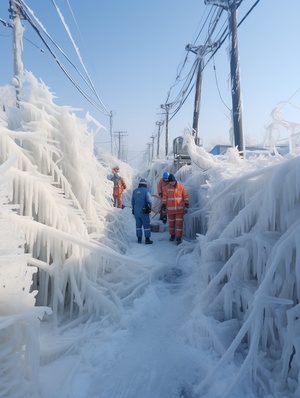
184 204 189 214
161 204 166 211
143 203 152 214
132 208 134 215
162 215 167 224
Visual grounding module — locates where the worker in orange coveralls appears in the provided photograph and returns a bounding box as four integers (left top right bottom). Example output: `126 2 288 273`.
111 166 126 208
161 173 189 245
157 171 169 223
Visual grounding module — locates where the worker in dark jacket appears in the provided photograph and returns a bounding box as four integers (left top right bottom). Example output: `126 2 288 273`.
131 178 153 244
157 171 169 223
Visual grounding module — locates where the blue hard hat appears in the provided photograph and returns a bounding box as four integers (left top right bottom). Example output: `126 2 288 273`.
163 171 170 179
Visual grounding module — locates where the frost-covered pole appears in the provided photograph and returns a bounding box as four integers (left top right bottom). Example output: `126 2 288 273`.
109 111 114 155
160 103 171 157
185 44 205 140
186 43 218 142
150 135 155 160
192 55 204 140
205 0 244 154
228 0 244 153
114 131 127 160
9 0 24 105
156 120 164 158
146 142 151 164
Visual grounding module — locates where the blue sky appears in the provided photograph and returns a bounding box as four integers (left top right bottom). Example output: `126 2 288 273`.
0 0 300 161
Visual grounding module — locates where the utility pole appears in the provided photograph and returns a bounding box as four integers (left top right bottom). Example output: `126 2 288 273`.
204 0 244 153
156 120 164 158
186 43 218 140
10 0 23 106
114 131 127 160
150 135 155 161
193 55 203 140
109 111 114 155
160 103 171 157
146 143 151 165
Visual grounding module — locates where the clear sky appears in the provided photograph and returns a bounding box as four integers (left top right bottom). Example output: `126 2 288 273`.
0 0 300 162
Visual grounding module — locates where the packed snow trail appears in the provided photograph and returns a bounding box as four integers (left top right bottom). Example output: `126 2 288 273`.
38 207 204 397
73 207 209 398
39 207 257 398
86 271 204 398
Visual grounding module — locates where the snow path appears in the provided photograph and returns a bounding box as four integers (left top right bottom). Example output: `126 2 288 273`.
39 208 209 397
74 209 208 398
38 207 259 398
86 275 204 398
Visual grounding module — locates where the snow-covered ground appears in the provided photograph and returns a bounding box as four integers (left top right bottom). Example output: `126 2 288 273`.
38 209 256 398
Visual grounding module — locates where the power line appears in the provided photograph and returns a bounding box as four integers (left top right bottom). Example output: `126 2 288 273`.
18 0 110 117
50 0 110 116
163 0 261 122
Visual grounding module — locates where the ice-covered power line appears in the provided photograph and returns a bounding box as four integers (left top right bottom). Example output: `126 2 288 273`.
50 0 110 116
0 17 12 27
17 0 110 117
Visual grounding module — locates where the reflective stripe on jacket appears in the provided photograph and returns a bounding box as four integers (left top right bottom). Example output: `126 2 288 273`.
162 181 188 214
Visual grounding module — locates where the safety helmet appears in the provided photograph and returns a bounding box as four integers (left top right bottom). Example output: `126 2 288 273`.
139 178 147 186
163 171 170 179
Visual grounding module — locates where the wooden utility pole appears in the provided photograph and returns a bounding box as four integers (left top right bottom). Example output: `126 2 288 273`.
205 0 244 153
186 43 218 140
150 135 155 161
109 111 114 155
114 131 127 160
10 0 23 105
192 55 204 139
160 104 171 157
156 120 164 158
146 143 151 165
228 0 244 153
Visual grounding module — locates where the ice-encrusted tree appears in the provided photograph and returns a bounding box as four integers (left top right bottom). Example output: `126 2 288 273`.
0 74 156 395
177 133 300 397
0 157 50 397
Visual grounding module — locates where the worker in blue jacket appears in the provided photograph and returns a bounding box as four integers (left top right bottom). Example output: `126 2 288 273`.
131 178 153 244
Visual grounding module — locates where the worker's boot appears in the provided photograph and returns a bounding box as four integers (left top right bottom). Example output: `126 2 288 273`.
137 237 142 243
145 237 153 244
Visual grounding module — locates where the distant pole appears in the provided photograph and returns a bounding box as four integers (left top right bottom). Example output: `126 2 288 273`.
146 143 151 164
204 0 244 153
114 131 127 160
150 135 155 161
156 120 164 158
109 111 113 155
160 104 171 157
